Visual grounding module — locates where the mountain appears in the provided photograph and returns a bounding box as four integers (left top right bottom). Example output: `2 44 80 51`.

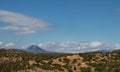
25 45 46 53
96 50 113 53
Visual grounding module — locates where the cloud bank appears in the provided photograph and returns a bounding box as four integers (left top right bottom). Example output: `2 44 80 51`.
0 41 15 48
38 41 120 53
0 41 120 53
0 10 50 34
4 42 15 47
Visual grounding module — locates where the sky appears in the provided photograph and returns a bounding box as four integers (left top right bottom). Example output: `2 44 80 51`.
0 0 120 53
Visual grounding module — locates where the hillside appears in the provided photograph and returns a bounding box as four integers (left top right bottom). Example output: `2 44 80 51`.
0 49 120 72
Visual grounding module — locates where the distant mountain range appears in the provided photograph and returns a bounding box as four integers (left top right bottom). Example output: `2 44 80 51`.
24 45 114 53
0 45 114 53
96 50 113 53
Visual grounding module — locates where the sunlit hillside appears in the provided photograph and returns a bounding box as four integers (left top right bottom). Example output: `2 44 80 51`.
0 49 120 72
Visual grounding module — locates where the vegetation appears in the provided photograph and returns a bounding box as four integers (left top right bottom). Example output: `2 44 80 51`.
0 49 120 72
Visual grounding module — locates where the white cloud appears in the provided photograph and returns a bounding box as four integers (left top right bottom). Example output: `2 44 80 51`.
38 41 120 53
0 41 3 46
0 41 16 48
0 10 50 34
115 44 120 49
21 43 33 49
4 42 14 47
0 26 35 34
90 41 103 47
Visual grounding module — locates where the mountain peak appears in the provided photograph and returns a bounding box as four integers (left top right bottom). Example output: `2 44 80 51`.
28 45 40 49
26 45 46 53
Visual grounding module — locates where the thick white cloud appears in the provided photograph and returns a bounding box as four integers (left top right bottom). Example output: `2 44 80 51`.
38 41 120 53
0 10 50 34
4 42 14 47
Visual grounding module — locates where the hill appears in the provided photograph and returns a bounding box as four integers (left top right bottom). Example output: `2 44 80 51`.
25 45 47 53
0 49 120 72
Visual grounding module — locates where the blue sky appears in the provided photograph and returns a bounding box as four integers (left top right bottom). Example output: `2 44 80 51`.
0 0 120 52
